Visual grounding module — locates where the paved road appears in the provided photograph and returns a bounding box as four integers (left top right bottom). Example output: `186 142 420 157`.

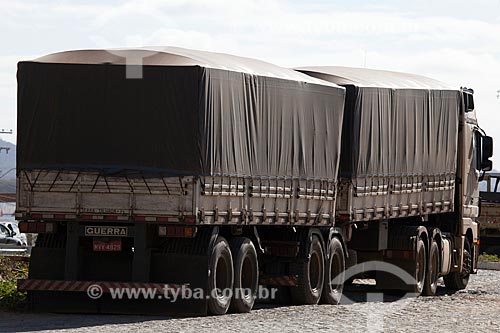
1 270 499 333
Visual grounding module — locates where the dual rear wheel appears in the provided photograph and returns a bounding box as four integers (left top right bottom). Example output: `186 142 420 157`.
290 235 345 305
418 236 472 296
415 235 476 297
382 234 470 296
414 237 441 296
207 236 259 315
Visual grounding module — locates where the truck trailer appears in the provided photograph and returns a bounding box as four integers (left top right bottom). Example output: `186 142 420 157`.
16 47 492 315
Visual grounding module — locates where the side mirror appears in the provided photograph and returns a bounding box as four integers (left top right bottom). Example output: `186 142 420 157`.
481 136 493 171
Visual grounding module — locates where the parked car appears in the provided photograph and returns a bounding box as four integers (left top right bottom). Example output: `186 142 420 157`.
0 222 27 246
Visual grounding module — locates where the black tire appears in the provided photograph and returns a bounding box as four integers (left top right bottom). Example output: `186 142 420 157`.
444 237 471 290
321 237 345 304
207 236 234 315
345 249 357 271
229 237 259 313
290 235 325 305
413 238 426 296
422 239 440 296
344 249 357 286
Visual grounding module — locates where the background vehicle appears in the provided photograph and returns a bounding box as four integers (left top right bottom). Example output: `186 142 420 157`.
15 47 492 315
478 173 500 255
0 222 26 246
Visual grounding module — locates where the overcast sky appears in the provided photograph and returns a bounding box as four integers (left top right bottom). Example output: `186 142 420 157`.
1 0 499 163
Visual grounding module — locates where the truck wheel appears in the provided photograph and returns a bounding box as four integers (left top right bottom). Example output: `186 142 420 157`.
444 238 471 290
208 236 234 315
321 237 345 304
229 237 259 313
422 239 440 296
413 238 426 295
344 249 357 285
290 235 324 305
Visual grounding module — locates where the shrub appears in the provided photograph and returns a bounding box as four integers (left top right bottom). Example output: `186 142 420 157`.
0 257 29 311
478 252 500 262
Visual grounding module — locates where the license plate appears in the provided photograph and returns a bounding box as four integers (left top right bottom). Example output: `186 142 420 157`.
93 239 122 252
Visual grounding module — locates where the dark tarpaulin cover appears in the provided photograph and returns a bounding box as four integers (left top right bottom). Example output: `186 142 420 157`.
296 66 460 179
17 47 346 180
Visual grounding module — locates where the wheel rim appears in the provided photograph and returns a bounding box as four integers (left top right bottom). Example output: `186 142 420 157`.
309 249 322 292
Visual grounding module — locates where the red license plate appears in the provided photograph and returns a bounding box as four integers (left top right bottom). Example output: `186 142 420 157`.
93 239 122 252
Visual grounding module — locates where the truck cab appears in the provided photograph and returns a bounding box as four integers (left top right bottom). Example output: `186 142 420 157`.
459 88 493 274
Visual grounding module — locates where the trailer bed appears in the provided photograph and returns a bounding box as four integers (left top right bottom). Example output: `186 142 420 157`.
17 170 337 226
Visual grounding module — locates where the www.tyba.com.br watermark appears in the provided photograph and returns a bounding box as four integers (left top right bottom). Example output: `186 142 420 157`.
87 283 278 303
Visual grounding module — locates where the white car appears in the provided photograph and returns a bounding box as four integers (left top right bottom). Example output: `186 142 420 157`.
0 221 27 246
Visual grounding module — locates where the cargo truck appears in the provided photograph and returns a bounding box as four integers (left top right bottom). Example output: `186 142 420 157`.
15 47 493 315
